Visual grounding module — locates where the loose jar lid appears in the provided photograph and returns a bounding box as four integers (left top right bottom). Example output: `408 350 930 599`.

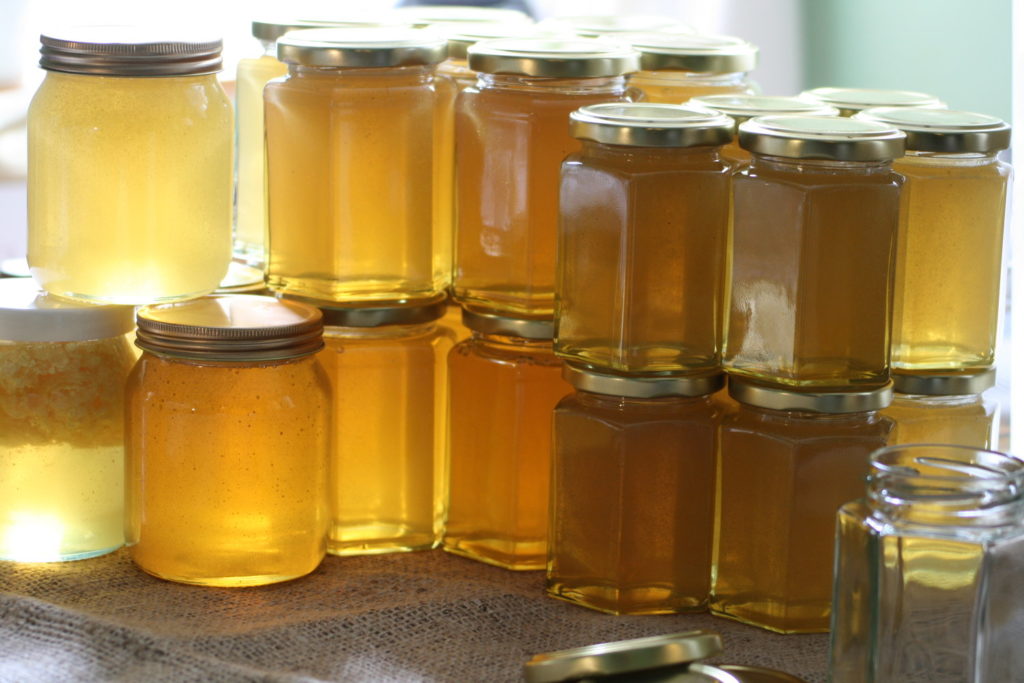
277 27 447 68
570 103 734 147
893 368 996 397
136 295 323 361
564 363 724 398
39 26 222 76
468 37 640 78
853 107 1011 154
524 631 724 683
438 23 554 60
800 87 945 116
688 94 839 127
739 114 905 161
396 5 532 27
252 15 407 42
729 377 894 414
539 15 695 37
287 295 446 328
0 278 134 343
462 308 554 340
702 664 809 682
622 33 758 73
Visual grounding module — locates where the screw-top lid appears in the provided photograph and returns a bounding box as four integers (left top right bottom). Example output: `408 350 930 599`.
288 295 446 328
277 27 447 68
436 22 554 60
135 295 323 361
800 87 945 117
688 94 839 127
622 33 757 73
0 279 134 343
570 102 734 147
462 308 554 340
396 5 532 27
729 377 893 413
853 107 1010 154
539 15 694 37
252 14 408 42
468 37 639 78
739 114 905 161
39 26 222 76
524 631 724 683
893 368 997 396
564 363 724 398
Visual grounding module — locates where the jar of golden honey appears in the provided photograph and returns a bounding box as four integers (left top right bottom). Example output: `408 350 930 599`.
624 33 758 104
0 279 135 562
548 365 722 615
444 310 571 570
556 103 734 376
127 296 330 586
28 28 233 305
853 108 1012 385
712 379 893 633
723 115 905 390
265 28 449 306
799 87 945 117
312 298 455 555
454 38 639 320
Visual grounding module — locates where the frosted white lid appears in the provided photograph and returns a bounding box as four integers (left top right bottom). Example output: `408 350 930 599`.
0 278 135 342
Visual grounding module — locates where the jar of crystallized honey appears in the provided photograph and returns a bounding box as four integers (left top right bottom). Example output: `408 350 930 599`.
127 295 330 586
624 33 758 104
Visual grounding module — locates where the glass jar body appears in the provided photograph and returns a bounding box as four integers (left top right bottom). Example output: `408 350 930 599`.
629 69 755 104
883 392 998 449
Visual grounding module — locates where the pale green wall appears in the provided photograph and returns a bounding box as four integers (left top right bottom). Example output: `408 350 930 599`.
802 0 1011 121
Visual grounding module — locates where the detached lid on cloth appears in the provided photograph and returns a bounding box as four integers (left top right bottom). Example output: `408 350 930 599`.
0 278 134 343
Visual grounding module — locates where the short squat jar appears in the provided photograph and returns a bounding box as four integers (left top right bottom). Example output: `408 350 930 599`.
28 28 233 304
624 33 758 104
799 86 945 117
556 103 734 375
724 115 905 390
0 279 135 562
265 28 449 305
127 296 330 586
831 445 1024 682
454 38 639 319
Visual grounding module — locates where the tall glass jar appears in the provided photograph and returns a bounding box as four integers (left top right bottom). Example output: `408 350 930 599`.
724 115 905 390
445 311 571 569
883 370 999 448
314 299 454 555
454 38 639 319
556 103 734 375
712 380 894 633
548 365 723 615
799 86 945 117
624 33 758 104
28 28 233 304
831 445 1024 682
0 279 135 562
127 296 330 586
854 108 1012 382
265 28 449 305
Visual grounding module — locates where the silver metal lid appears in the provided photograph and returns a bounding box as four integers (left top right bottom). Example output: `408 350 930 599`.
704 664 809 682
893 368 996 396
396 5 532 28
438 22 552 60
462 308 554 340
853 107 1010 154
468 37 639 78
688 94 839 127
277 27 447 68
252 15 406 42
728 377 893 413
293 295 446 328
739 114 905 161
800 87 945 117
539 15 695 37
623 33 758 73
40 26 222 76
564 363 724 398
570 103 734 147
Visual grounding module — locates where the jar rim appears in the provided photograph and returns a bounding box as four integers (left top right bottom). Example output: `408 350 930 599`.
570 102 734 147
40 26 222 76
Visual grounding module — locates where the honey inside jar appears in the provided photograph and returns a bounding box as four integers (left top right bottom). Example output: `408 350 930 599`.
624 33 758 105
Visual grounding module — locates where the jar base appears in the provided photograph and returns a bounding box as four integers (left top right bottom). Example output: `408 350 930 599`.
708 599 830 634
328 525 438 556
0 543 122 563
442 537 545 571
546 580 708 615
131 562 321 587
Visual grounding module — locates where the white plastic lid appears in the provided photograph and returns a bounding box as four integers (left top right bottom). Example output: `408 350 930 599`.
0 278 135 342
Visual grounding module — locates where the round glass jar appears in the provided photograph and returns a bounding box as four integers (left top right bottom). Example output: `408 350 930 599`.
623 33 759 104
799 86 945 117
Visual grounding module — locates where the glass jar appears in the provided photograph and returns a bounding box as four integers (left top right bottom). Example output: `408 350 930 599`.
624 33 758 104
556 103 734 375
548 365 723 615
0 279 135 562
799 86 945 117
454 38 639 319
854 108 1012 380
444 311 571 569
313 299 454 555
28 28 233 305
724 115 905 390
537 15 695 38
831 445 1024 682
712 380 894 633
127 296 330 586
687 94 839 163
264 28 449 305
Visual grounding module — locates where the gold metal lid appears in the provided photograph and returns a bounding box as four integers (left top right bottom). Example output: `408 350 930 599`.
251 14 406 42
564 363 724 398
40 27 222 76
701 664 808 682
570 103 734 147
622 33 757 73
688 94 839 127
853 107 1011 154
277 27 447 68
739 115 905 161
800 87 945 117
438 22 553 60
539 15 694 37
291 295 446 328
893 368 996 396
462 308 554 340
524 631 724 683
728 377 894 413
396 5 532 28
136 295 323 361
468 38 639 78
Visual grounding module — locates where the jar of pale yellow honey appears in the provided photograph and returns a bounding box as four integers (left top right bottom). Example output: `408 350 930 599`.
28 28 233 305
0 279 135 562
623 33 758 104
127 295 330 586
